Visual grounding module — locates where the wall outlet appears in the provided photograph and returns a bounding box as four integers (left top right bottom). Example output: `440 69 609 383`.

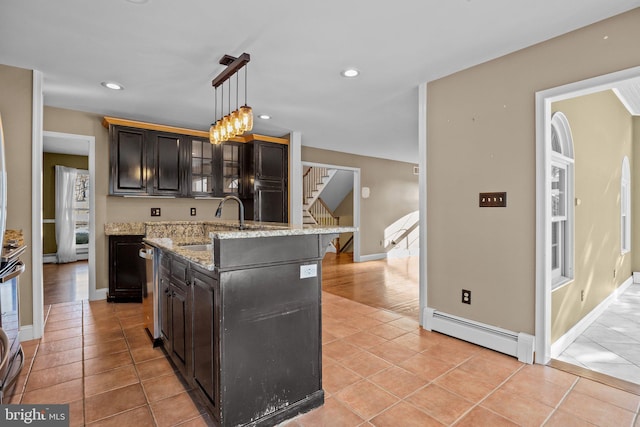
151 208 161 217
300 264 317 279
190 207 197 216
462 289 471 304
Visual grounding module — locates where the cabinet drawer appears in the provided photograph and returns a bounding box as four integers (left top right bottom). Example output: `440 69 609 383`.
160 252 171 270
171 257 189 285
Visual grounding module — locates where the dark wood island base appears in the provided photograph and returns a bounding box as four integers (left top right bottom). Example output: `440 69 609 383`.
146 230 340 426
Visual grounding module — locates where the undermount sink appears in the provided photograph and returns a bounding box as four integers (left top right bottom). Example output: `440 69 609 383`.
179 244 213 252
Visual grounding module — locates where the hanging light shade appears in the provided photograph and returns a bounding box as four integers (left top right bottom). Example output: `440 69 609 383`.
231 109 242 134
240 105 253 132
224 115 234 139
209 123 218 144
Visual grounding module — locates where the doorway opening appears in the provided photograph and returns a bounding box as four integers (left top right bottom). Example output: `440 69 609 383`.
301 161 361 261
41 132 96 305
535 67 640 382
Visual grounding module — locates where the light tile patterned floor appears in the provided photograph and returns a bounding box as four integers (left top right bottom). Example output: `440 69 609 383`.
557 283 640 385
6 293 640 426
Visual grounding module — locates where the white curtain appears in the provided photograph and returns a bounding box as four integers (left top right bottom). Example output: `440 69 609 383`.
55 165 78 263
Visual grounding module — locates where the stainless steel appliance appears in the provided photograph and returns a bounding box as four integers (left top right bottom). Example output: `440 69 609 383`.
0 114 25 403
139 244 161 346
0 242 26 403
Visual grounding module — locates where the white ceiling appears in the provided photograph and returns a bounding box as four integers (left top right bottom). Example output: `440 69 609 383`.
1 0 639 163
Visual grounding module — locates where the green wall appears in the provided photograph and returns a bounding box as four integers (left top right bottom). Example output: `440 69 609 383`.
43 153 88 255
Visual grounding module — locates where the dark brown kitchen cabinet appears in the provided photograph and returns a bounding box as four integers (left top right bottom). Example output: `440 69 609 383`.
109 125 185 196
108 235 145 302
220 142 243 196
159 254 191 378
191 266 220 417
242 140 288 222
109 126 148 195
149 131 184 196
188 137 216 196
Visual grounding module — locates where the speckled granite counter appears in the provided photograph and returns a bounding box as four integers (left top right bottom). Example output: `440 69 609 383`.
105 220 356 271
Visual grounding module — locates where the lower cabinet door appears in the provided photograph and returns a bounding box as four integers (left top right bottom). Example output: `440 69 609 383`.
108 235 144 302
170 283 189 376
192 270 219 416
159 274 171 343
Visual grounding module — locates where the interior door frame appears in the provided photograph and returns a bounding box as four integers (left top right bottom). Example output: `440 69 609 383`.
534 65 640 364
300 161 361 262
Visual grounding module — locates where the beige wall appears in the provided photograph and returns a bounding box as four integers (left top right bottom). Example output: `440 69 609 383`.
427 8 640 335
302 146 419 257
0 64 33 327
43 152 89 254
550 91 633 341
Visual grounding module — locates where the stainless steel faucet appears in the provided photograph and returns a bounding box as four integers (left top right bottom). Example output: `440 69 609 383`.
215 195 246 230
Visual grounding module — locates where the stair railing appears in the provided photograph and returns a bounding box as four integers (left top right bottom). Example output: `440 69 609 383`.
303 167 328 204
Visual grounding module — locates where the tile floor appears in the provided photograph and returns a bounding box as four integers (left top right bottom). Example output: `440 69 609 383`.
557 283 640 385
7 292 640 426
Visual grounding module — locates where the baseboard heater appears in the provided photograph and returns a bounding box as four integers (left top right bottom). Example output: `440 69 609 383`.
424 308 534 364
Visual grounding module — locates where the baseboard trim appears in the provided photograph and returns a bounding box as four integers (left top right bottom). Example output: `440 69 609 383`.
358 253 387 262
424 307 534 364
19 325 36 342
551 275 634 358
91 288 108 301
42 254 57 264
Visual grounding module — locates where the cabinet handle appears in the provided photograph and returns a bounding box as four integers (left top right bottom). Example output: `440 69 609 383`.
185 280 191 286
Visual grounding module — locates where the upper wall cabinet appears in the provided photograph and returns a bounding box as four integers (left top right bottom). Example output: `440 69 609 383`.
188 137 216 197
105 117 288 199
149 131 184 196
220 142 243 197
109 125 184 196
109 126 148 195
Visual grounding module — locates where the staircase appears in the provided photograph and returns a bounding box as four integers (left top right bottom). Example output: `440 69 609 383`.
303 167 343 252
302 167 338 225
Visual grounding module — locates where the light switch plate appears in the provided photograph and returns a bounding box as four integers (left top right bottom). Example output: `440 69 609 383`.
300 264 317 279
479 192 507 207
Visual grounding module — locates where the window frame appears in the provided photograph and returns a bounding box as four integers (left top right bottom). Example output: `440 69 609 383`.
550 112 575 290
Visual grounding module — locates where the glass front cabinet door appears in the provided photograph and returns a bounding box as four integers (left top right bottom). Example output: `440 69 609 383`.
221 142 242 196
190 138 215 196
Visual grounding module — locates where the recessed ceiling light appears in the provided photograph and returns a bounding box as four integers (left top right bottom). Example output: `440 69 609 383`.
125 0 150 4
258 114 271 120
341 68 360 78
101 81 124 90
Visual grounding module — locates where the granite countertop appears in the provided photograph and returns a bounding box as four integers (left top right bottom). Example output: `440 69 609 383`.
108 220 356 271
105 220 355 239
144 237 216 270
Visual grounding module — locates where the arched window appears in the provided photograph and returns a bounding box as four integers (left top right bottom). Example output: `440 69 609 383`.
550 112 574 289
621 156 631 254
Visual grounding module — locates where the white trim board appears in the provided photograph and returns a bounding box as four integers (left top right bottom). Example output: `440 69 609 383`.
551 276 634 359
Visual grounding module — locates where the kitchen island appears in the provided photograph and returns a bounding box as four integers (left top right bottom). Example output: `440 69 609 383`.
124 220 354 427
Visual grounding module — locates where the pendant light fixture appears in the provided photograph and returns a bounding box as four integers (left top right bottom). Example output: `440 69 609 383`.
209 53 253 144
